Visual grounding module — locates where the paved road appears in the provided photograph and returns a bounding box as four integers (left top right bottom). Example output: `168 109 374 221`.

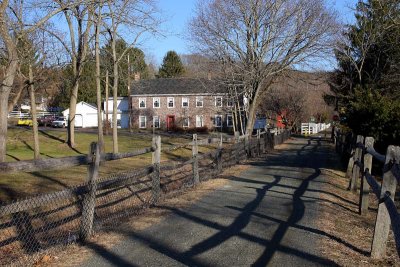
82 136 341 267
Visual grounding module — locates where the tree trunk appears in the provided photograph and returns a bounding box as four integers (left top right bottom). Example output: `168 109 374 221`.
237 102 245 135
232 102 237 133
0 0 19 162
95 10 104 152
245 91 261 135
127 54 132 133
29 64 40 159
0 90 10 162
112 37 119 153
67 81 79 147
0 60 18 162
8 84 25 112
105 70 109 135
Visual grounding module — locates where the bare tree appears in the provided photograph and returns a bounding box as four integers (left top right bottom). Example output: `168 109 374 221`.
28 64 40 159
260 83 306 131
94 2 104 151
0 0 74 162
51 1 95 148
103 0 161 153
189 0 338 134
260 70 332 132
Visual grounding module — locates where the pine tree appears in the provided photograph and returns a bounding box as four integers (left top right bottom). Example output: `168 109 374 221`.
330 0 400 146
158 51 185 78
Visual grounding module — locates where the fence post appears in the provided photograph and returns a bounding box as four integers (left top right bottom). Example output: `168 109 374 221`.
346 148 355 178
151 135 161 203
256 129 261 155
262 131 267 153
340 134 346 155
268 131 274 150
216 134 223 173
371 146 400 259
245 135 250 158
80 142 100 241
234 132 240 163
359 137 374 215
192 134 199 185
335 129 340 152
350 135 364 191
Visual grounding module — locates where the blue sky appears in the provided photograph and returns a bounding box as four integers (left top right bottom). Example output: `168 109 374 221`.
145 0 359 67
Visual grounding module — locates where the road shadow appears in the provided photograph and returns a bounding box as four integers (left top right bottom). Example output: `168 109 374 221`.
84 241 139 267
78 139 362 266
38 130 84 155
38 129 65 143
6 153 21 161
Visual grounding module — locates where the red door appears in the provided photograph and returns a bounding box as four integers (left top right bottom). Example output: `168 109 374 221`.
167 115 175 130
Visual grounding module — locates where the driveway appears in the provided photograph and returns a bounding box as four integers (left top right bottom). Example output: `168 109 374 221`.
80 136 340 266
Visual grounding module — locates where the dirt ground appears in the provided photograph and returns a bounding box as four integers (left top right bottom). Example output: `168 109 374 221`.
316 169 399 266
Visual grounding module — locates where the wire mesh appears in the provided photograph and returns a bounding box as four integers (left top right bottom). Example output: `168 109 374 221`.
0 131 290 266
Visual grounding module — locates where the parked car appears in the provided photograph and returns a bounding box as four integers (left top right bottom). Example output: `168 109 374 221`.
51 117 67 128
37 115 57 127
17 117 33 127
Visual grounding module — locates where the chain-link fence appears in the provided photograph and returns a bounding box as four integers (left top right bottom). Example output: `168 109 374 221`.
0 130 290 266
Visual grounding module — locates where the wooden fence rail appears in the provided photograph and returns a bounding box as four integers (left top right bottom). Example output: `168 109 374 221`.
0 129 291 266
335 131 400 259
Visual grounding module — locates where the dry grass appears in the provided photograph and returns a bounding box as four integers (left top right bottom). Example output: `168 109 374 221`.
316 170 399 266
1 128 216 202
30 162 252 267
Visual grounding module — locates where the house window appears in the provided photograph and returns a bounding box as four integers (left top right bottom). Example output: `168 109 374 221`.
182 97 189 108
183 117 189 128
227 114 233 127
153 97 160 108
196 96 203 107
227 98 233 107
139 98 146 108
153 116 160 128
139 116 146 128
215 115 222 127
215 96 222 107
167 97 174 108
196 115 204 127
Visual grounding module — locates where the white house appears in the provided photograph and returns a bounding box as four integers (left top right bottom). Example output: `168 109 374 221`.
62 101 99 128
103 97 130 128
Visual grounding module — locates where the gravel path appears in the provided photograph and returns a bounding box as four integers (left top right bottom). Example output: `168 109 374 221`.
81 136 340 267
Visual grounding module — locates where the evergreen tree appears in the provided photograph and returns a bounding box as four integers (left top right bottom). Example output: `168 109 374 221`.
330 0 400 146
158 51 185 78
101 39 149 96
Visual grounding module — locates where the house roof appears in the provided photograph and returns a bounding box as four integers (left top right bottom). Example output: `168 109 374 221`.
130 78 227 96
63 101 98 113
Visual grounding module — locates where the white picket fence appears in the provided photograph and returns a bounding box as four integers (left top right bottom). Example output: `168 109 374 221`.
8 111 58 119
301 122 331 135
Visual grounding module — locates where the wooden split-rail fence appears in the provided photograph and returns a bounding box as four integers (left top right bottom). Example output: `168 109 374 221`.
335 131 400 259
0 130 290 266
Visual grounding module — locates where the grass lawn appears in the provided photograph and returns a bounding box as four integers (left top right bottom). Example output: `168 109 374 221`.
1 127 214 202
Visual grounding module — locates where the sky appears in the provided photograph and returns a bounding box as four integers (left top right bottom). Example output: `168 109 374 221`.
144 0 360 67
